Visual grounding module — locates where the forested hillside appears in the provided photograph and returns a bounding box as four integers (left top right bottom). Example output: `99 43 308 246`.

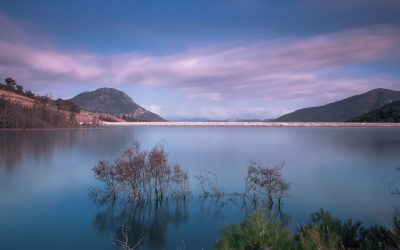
349 100 400 122
0 77 119 129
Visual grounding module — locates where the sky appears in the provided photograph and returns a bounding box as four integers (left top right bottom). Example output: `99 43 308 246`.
1 0 400 120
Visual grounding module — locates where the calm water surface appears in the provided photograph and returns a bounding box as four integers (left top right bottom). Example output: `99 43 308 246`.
0 126 399 249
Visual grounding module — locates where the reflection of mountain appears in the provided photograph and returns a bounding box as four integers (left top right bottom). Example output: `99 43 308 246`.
0 129 134 171
0 131 60 170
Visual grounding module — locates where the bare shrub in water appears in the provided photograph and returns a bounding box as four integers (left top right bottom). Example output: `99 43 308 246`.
245 161 290 210
92 142 295 248
171 164 190 198
92 141 190 202
194 170 224 198
92 160 117 196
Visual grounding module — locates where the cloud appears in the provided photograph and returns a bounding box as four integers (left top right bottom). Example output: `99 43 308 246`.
146 104 162 115
1 13 400 118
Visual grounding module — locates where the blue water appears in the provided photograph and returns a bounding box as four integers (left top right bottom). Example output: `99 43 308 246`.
0 126 399 249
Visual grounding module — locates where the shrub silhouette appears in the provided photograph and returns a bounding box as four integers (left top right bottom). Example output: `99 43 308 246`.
92 142 190 202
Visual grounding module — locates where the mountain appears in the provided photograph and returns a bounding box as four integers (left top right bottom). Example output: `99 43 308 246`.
0 86 123 129
274 88 400 122
71 88 165 122
349 100 400 122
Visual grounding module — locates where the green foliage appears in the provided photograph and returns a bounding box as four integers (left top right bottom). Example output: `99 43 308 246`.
5 77 16 86
25 90 35 98
303 208 362 248
99 115 119 122
15 85 24 94
3 77 16 91
359 211 400 249
55 98 81 113
1 78 36 99
299 209 399 249
34 95 53 104
349 100 400 122
216 208 400 250
299 224 340 250
0 93 80 129
0 77 85 128
121 115 143 122
216 211 297 250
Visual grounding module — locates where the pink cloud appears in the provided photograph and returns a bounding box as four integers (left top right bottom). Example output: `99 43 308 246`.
1 13 400 118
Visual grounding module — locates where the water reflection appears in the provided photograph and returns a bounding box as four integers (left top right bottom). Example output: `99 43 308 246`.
91 190 296 249
0 131 60 170
90 185 292 249
287 127 400 158
92 195 189 248
0 128 134 171
1 127 400 250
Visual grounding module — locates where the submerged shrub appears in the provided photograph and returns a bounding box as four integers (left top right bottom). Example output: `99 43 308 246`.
92 142 400 249
194 170 224 198
171 164 190 197
216 210 297 250
245 161 290 210
92 141 190 202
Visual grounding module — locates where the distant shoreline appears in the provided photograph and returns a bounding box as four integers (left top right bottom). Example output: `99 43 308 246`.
2 122 400 131
101 121 400 127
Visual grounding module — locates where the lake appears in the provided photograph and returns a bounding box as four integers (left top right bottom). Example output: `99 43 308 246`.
0 126 399 249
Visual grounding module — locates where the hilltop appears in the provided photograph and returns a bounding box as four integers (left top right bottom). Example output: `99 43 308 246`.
0 78 123 129
71 88 165 122
275 88 400 122
349 100 400 122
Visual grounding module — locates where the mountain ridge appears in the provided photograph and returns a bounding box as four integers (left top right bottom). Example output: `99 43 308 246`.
274 88 400 122
71 87 165 122
349 99 400 122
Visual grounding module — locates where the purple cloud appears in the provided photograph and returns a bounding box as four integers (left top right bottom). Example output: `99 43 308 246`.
1 13 400 118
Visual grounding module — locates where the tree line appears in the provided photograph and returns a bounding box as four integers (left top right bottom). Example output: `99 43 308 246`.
0 77 81 129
